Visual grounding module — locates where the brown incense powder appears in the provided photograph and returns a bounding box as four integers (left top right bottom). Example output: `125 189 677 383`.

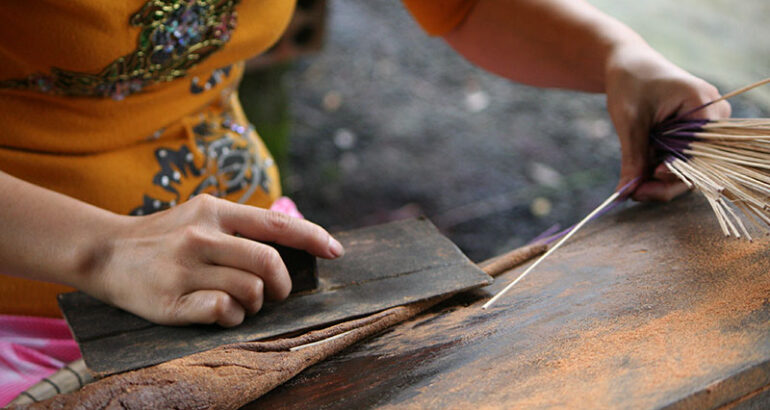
376 207 769 409
490 240 766 407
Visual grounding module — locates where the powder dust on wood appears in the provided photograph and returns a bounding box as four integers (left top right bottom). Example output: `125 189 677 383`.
367 198 770 409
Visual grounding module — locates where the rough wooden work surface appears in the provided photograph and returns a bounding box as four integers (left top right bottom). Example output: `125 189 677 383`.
58 218 492 377
252 195 770 409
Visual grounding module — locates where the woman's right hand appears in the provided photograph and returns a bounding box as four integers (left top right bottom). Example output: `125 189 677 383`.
605 43 731 202
81 194 344 327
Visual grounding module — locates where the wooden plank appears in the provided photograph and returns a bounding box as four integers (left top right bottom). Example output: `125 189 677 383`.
58 217 492 377
250 195 770 409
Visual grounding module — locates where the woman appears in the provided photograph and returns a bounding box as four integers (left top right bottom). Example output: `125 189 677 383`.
0 0 730 403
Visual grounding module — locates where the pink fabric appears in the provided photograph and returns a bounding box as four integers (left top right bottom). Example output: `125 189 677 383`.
0 315 81 406
269 196 304 219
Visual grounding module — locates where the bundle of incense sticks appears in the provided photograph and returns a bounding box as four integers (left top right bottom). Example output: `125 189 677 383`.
651 79 770 240
483 78 770 309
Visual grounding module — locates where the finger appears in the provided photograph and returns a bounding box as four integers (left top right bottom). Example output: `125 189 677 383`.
652 162 681 183
632 180 689 202
698 99 731 120
174 290 245 327
187 265 265 315
609 93 653 195
217 203 344 259
204 234 291 301
677 81 732 121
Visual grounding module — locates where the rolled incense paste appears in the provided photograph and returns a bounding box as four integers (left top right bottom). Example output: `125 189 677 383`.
11 301 433 410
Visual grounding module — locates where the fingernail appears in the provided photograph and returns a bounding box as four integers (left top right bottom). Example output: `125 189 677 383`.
328 236 345 258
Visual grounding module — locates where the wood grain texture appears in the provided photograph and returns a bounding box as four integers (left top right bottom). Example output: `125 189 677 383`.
58 217 492 377
251 194 770 409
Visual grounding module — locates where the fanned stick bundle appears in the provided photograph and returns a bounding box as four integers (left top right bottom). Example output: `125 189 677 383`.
651 80 770 240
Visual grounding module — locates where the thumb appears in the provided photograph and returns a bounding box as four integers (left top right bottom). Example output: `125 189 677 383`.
174 290 246 327
615 119 650 195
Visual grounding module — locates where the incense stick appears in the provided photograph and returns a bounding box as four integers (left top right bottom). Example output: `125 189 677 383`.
673 77 770 121
482 186 629 310
289 329 356 352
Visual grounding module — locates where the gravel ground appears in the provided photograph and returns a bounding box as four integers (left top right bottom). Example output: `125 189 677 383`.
253 1 766 261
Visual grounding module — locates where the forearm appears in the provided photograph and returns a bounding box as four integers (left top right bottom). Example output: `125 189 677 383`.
0 171 120 289
0 170 345 326
442 0 730 201
444 0 652 92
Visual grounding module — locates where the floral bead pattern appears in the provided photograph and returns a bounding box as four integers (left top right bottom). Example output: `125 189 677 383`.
130 110 274 216
0 0 240 100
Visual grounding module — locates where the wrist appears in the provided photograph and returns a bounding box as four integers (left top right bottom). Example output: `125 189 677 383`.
67 211 127 299
604 35 686 89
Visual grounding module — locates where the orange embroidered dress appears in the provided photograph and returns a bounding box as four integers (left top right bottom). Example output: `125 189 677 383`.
0 0 291 316
0 0 477 317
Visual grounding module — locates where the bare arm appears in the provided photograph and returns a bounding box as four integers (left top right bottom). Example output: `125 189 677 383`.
0 171 343 326
443 0 632 92
442 0 731 200
0 170 115 287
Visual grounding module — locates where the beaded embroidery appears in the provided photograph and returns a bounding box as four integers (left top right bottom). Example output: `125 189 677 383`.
190 65 233 94
0 0 240 100
130 113 274 215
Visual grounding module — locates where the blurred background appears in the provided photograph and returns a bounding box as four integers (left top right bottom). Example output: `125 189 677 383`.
239 0 770 262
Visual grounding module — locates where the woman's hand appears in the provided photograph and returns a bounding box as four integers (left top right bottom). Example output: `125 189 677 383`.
82 194 344 327
605 43 732 201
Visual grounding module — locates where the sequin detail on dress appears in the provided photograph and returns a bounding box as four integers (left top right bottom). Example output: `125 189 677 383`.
0 0 239 100
190 65 232 94
130 114 274 216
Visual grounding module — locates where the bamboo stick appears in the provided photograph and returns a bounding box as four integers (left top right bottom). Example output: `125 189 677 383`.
482 187 626 310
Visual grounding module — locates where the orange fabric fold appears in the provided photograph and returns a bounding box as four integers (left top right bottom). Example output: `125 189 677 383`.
401 0 479 36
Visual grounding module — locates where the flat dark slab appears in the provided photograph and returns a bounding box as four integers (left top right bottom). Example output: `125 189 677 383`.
58 217 492 377
252 194 770 409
